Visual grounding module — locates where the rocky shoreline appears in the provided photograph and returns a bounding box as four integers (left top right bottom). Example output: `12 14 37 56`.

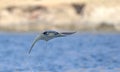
0 0 120 32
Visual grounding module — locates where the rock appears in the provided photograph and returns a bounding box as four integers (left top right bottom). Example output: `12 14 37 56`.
0 0 120 31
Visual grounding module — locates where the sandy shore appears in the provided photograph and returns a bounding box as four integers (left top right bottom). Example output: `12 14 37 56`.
0 0 120 32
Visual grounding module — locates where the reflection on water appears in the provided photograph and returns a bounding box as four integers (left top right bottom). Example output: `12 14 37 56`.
0 32 120 72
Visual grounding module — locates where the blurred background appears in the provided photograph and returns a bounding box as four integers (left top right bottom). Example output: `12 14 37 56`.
0 0 120 32
0 0 120 72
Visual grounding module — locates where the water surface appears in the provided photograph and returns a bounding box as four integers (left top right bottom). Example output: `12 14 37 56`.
0 32 120 72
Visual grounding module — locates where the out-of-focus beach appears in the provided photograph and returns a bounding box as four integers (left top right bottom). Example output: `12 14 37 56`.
0 0 120 32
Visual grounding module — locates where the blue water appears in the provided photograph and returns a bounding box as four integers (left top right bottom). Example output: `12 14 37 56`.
0 32 120 72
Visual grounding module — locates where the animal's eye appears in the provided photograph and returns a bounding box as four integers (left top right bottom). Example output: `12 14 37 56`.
43 32 48 35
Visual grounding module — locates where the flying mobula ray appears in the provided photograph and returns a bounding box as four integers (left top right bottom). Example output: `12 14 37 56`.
29 30 76 54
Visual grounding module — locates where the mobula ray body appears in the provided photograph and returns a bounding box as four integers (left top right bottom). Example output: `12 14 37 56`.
29 30 76 54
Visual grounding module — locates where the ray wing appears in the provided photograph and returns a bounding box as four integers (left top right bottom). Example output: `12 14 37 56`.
61 32 76 35
28 35 41 54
